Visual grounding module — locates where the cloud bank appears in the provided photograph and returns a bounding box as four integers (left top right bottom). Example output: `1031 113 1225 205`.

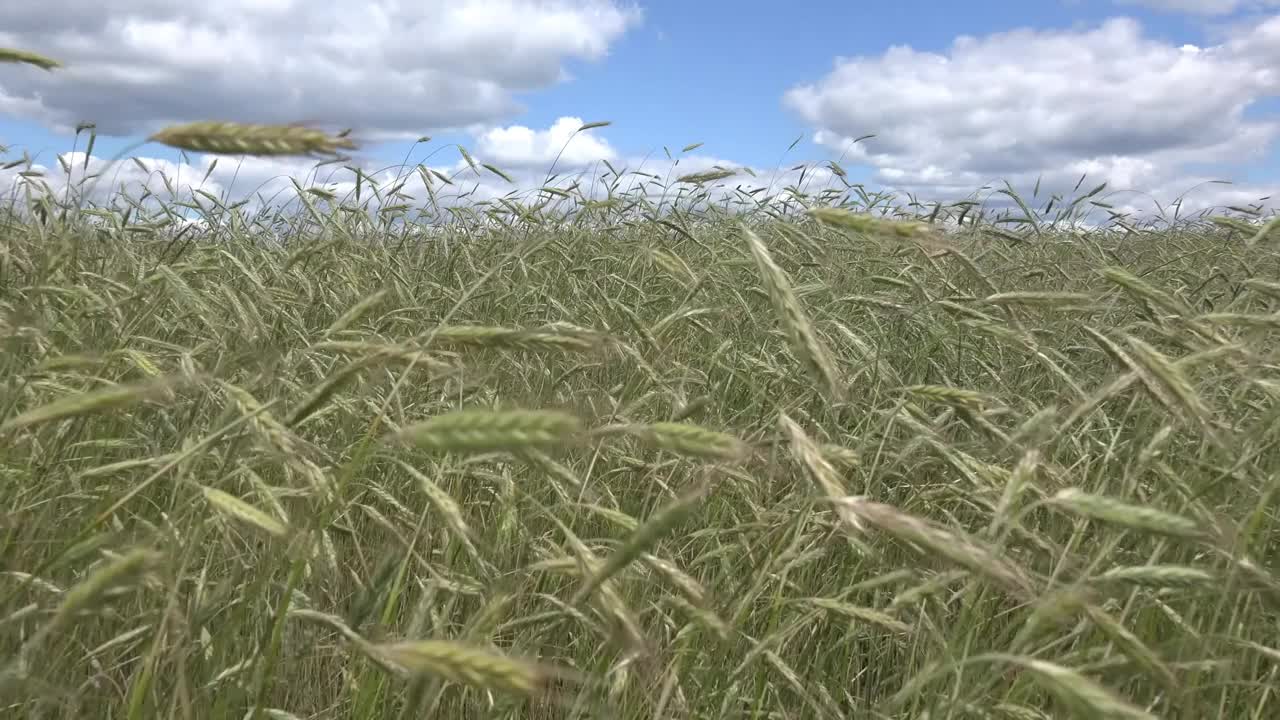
784 14 1280 213
0 1 640 137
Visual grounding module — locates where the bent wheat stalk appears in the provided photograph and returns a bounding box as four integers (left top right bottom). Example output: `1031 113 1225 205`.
0 48 62 70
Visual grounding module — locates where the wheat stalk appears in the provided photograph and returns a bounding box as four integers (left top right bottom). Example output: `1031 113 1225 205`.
1016 656 1160 719
202 487 290 538
901 384 989 410
1051 488 1206 540
376 639 572 696
427 325 607 353
808 206 933 240
389 408 582 453
599 421 748 461
14 548 162 664
148 121 357 157
983 291 1096 309
837 497 1036 599
1092 564 1215 589
0 48 62 70
1081 603 1176 689
0 375 193 435
779 414 866 536
741 224 845 402
801 598 911 634
572 483 709 604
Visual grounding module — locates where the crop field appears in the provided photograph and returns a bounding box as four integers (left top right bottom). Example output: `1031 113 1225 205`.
2 53 1280 720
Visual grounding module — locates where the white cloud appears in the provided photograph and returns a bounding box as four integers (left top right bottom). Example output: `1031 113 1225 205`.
3 117 839 225
474 116 618 170
2 151 219 213
784 15 1280 214
0 1 640 137
9 113 1246 231
1117 0 1280 15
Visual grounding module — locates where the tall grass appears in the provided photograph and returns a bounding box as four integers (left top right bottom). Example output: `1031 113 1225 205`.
1 62 1278 719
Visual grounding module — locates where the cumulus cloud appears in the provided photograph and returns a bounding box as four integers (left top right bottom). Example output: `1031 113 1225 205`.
0 0 640 138
474 116 618 170
784 15 1280 214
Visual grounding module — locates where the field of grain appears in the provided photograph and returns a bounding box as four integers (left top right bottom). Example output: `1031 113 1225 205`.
2 51 1280 720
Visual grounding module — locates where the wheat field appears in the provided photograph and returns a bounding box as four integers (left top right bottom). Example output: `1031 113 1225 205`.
2 51 1280 720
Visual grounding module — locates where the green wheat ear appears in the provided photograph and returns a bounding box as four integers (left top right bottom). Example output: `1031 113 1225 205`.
1051 488 1206 540
741 224 845 403
388 408 583 453
0 48 63 70
598 421 748 461
148 121 357 157
375 639 579 697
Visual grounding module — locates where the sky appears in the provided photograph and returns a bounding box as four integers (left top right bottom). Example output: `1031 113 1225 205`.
1 0 1278 217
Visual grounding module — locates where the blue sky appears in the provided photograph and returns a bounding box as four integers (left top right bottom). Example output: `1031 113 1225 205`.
515 0 1207 164
1 0 1278 213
